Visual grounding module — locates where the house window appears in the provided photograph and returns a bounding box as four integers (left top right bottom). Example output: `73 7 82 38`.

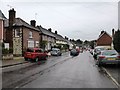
15 28 20 37
35 41 39 47
28 40 34 48
29 31 33 38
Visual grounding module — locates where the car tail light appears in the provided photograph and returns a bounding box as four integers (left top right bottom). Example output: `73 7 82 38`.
117 55 120 59
99 56 105 59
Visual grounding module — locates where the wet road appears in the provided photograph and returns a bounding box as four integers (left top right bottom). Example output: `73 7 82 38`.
21 51 117 88
2 52 70 88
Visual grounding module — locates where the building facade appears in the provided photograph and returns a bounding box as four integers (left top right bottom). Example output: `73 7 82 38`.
0 10 6 43
5 9 40 56
96 31 112 49
37 26 55 51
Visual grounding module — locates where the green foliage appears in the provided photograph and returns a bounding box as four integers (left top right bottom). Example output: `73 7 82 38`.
2 48 9 54
9 48 13 54
2 42 4 48
63 44 69 51
2 47 13 55
89 40 95 49
76 39 83 44
113 29 120 53
40 40 47 50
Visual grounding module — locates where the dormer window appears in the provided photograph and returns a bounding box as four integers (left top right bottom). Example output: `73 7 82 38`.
15 28 20 37
29 31 33 38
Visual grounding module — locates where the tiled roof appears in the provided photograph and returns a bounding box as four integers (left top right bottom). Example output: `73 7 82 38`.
4 18 40 31
52 33 67 42
0 10 7 19
97 31 112 40
37 26 55 38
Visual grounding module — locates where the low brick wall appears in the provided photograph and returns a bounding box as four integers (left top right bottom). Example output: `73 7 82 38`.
2 54 13 60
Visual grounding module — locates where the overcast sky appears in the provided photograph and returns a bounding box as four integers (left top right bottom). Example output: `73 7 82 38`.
0 0 119 41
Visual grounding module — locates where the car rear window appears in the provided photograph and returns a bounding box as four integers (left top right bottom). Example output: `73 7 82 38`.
35 49 43 53
26 48 34 52
102 50 118 56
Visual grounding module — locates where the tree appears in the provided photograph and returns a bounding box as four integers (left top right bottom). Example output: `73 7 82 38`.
76 39 83 44
84 40 90 45
90 40 95 49
113 29 120 53
40 40 47 50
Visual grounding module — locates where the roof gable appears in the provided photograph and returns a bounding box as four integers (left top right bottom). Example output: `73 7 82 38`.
0 10 7 19
97 31 112 40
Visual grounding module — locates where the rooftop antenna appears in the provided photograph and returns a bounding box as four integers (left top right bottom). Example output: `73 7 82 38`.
7 5 13 9
35 13 37 20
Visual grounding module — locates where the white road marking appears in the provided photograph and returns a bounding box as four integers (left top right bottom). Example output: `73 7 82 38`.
102 67 120 88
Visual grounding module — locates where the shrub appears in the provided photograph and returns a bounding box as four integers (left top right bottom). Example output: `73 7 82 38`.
113 29 120 53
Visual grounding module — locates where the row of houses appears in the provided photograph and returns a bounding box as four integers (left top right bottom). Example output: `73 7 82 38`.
0 9 74 56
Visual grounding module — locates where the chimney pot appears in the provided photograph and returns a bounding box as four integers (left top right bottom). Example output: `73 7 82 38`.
55 31 57 34
30 20 36 27
48 28 52 32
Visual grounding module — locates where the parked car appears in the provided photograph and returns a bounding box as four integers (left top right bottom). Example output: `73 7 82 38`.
51 48 62 56
89 49 94 55
24 48 48 62
96 50 120 67
93 47 105 59
76 48 80 53
70 49 79 56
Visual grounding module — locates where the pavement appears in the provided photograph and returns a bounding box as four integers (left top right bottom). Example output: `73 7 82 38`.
1 57 26 67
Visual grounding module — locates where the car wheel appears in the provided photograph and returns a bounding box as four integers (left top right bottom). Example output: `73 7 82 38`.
35 57 39 62
98 62 102 67
25 58 28 61
45 56 48 60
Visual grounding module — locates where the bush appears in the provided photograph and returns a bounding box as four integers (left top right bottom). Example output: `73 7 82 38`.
2 48 9 55
9 48 13 54
113 29 120 53
2 48 13 55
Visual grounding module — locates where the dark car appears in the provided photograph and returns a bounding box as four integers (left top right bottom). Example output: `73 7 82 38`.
51 48 62 56
70 49 79 56
24 48 48 62
96 50 120 67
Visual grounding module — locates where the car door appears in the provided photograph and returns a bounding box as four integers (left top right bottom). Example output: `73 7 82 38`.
39 49 44 60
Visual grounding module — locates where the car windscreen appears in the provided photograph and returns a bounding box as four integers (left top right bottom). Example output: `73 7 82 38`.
26 48 34 52
102 50 118 56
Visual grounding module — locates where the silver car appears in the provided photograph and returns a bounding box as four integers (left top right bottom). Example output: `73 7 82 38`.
97 50 120 67
51 48 62 56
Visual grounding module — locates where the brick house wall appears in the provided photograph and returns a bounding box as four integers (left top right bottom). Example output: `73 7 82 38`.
23 27 40 50
0 19 3 42
96 32 112 46
41 34 55 50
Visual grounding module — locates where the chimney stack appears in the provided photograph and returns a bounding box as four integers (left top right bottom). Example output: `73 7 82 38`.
6 8 16 49
48 28 52 32
30 20 36 27
55 31 57 34
9 8 16 26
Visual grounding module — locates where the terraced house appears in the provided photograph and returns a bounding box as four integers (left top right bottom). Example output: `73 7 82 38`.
0 10 6 43
52 31 69 50
37 26 55 51
4 9 40 56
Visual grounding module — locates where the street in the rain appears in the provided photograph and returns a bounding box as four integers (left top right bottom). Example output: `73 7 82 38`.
2 51 119 88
